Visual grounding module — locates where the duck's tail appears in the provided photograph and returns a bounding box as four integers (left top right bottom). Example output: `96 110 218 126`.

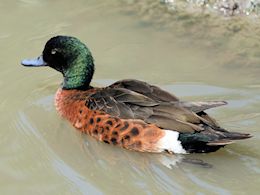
178 128 252 153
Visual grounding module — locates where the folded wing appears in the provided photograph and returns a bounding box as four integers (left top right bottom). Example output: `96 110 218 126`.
86 79 227 133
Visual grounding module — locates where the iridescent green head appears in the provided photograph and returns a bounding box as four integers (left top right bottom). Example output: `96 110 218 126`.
21 36 95 90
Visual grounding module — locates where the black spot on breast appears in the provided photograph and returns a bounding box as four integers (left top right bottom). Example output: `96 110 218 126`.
110 138 117 145
103 134 109 144
79 110 82 114
115 124 121 128
105 126 110 131
106 120 113 126
131 127 139 136
93 130 98 135
120 122 129 131
112 131 118 137
124 135 130 140
96 117 101 123
121 135 130 144
89 118 94 124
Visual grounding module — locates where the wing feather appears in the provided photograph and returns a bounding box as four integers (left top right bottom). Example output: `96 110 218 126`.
86 79 224 133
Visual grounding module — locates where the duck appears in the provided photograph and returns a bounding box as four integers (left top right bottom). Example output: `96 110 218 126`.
21 35 251 154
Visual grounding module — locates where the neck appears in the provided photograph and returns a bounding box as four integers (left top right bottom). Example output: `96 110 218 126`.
62 52 94 90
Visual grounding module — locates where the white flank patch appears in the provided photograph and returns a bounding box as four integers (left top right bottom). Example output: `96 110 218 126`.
157 130 186 154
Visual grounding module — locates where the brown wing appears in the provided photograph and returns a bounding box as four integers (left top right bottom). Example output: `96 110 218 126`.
86 79 228 133
109 79 179 102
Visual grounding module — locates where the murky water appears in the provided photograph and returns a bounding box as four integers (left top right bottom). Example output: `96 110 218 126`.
1 0 260 194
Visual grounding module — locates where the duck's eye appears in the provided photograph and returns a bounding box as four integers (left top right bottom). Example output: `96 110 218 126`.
51 49 58 55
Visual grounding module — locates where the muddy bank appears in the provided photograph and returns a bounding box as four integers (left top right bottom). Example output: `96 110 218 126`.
161 0 260 17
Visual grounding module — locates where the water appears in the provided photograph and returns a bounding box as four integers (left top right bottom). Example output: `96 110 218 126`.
0 0 260 194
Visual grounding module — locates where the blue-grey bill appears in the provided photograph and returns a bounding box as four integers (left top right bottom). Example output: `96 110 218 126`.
21 55 47 67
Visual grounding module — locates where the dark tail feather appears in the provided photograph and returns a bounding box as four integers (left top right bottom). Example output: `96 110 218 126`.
207 131 252 146
223 131 252 140
178 131 252 153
